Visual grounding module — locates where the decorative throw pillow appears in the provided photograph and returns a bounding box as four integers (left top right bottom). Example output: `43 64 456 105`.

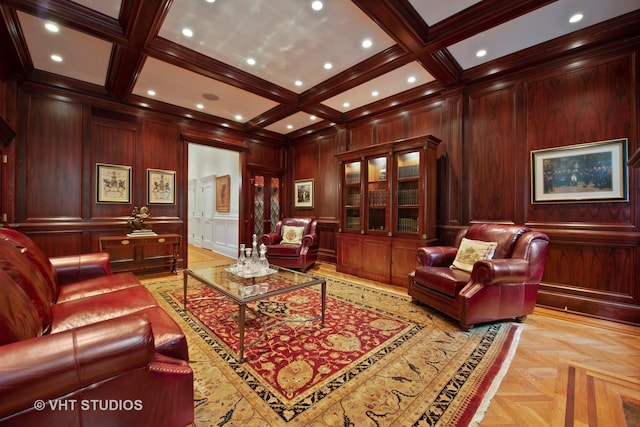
281 225 304 245
450 238 498 273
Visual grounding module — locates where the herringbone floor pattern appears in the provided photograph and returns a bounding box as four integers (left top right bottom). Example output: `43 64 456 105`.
152 245 640 426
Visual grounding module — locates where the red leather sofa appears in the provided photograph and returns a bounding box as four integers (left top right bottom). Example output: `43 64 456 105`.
259 217 319 271
0 228 194 426
408 223 549 330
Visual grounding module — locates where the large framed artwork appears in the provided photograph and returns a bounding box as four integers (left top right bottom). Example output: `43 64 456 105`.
294 178 314 208
147 168 176 204
216 175 230 212
96 163 131 203
530 138 628 203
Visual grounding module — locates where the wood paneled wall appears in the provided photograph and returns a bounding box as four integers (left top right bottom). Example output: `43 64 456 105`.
290 45 639 325
5 84 284 270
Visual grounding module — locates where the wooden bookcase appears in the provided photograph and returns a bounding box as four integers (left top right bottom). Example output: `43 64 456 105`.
335 135 440 287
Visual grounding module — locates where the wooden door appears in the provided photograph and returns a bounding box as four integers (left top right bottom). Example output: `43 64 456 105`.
249 173 282 238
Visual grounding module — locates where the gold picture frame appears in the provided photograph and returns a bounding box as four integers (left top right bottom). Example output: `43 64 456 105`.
216 175 230 212
531 138 628 203
96 163 131 203
294 178 314 208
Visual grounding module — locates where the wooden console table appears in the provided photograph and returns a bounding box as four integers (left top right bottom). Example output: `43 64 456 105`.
99 233 181 275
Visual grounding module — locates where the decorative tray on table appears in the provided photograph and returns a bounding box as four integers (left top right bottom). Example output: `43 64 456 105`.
224 265 278 279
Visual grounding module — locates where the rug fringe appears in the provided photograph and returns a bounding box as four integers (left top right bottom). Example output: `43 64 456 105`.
468 324 522 427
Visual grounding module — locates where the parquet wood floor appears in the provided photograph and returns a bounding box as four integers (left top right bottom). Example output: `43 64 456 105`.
160 245 640 426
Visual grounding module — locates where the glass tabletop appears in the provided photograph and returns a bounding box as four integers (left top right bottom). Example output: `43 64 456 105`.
184 263 324 303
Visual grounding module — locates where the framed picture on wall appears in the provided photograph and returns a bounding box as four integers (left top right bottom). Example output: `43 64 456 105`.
294 178 314 208
96 163 131 203
216 175 231 212
531 138 628 203
147 168 176 204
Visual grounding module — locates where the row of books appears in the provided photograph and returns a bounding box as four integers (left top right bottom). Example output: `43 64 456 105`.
346 193 361 206
368 189 387 206
397 188 419 205
345 217 361 228
398 164 420 179
345 172 361 184
397 217 419 232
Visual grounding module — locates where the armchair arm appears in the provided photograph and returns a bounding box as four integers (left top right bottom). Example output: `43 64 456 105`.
259 233 282 246
50 253 112 286
301 233 318 248
470 258 531 284
0 315 155 418
416 246 458 267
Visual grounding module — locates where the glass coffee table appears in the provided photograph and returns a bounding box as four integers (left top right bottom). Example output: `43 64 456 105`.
183 264 326 362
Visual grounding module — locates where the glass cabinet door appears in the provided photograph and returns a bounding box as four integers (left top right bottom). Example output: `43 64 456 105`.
343 161 361 231
396 151 420 234
366 156 388 232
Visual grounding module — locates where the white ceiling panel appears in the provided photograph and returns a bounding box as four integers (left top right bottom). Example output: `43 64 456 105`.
322 62 435 113
133 57 279 123
18 12 112 87
448 0 640 70
158 0 396 92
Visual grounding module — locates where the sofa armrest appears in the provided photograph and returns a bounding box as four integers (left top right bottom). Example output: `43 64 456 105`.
260 233 282 245
416 246 458 267
0 316 155 418
50 253 112 285
470 258 531 284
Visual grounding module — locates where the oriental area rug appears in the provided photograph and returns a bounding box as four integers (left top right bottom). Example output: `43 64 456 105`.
146 276 521 426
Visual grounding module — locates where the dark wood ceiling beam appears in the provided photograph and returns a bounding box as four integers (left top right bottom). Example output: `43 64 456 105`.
426 0 558 51
146 37 299 107
299 45 411 105
106 0 173 99
0 5 32 79
351 0 427 53
245 105 298 131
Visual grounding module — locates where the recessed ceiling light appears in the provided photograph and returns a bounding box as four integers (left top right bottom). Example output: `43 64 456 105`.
323 62 333 70
343 102 350 108
182 28 193 37
295 80 303 86
311 1 323 11
569 13 583 23
310 115 317 120
202 93 219 101
371 91 379 97
147 89 156 96
362 39 372 48
50 54 62 62
246 58 256 65
206 0 216 3
234 114 243 121
287 124 293 129
44 22 59 33
476 49 487 58
196 104 204 109
407 76 416 83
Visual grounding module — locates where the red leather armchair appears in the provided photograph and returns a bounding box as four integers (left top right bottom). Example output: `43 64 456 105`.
259 217 319 271
408 224 549 330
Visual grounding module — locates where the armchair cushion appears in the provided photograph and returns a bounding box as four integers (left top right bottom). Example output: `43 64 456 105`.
451 238 497 272
281 225 304 244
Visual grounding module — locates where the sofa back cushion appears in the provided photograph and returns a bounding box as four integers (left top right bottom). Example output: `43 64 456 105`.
0 228 58 298
0 239 52 333
463 224 530 259
0 269 43 345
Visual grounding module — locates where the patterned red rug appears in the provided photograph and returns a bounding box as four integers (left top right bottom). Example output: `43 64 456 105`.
148 276 521 426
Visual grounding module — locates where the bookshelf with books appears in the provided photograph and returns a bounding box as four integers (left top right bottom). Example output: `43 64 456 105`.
335 135 440 286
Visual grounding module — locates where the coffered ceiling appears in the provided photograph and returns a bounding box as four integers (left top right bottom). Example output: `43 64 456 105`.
1 0 638 139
